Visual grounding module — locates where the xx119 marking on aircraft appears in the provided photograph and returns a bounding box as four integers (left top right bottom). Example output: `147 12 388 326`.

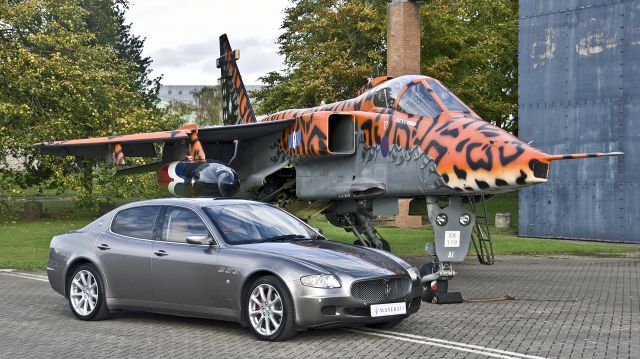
34 34 622 299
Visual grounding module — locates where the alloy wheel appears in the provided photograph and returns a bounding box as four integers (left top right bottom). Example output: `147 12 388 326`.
248 283 284 336
70 269 99 316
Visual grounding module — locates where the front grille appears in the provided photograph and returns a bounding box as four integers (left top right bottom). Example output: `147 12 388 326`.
351 277 411 303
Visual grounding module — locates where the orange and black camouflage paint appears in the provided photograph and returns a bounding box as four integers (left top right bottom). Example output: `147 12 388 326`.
219 34 256 125
113 143 125 165
35 41 621 197
258 75 617 193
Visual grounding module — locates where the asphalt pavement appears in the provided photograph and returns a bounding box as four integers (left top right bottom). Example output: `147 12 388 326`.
0 254 638 358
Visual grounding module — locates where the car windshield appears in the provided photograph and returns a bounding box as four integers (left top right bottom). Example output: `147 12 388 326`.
203 203 322 245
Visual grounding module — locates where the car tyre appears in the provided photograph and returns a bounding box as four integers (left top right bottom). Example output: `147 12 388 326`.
246 275 297 341
67 264 110 320
366 318 404 329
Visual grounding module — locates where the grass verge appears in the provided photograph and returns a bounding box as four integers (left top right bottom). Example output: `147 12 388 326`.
1 193 638 270
310 220 640 258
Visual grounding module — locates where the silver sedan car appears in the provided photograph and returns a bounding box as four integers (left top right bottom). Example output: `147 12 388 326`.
47 198 423 341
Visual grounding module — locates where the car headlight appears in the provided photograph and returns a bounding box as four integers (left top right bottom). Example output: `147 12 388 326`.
300 274 341 288
407 266 421 281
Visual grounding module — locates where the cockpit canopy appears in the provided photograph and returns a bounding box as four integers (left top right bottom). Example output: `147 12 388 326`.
371 75 469 117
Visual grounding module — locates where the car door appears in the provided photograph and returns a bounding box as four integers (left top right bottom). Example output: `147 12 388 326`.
96 205 161 302
151 205 219 309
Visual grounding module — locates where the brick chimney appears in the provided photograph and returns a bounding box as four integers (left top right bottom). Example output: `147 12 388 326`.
387 0 423 228
387 0 421 77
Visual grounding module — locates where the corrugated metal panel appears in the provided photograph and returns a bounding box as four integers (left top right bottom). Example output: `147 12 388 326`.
519 0 640 242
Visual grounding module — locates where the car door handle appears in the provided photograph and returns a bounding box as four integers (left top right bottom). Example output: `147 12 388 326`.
97 244 111 250
154 250 168 257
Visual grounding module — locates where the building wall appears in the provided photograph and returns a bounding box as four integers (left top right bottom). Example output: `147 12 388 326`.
158 85 262 105
519 0 640 242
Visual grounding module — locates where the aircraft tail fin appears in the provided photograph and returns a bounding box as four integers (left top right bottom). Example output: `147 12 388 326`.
545 151 624 161
217 34 257 125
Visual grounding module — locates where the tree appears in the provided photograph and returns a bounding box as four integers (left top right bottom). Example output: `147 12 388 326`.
254 0 518 132
0 0 182 207
254 0 388 114
193 86 222 126
421 0 519 132
80 0 162 107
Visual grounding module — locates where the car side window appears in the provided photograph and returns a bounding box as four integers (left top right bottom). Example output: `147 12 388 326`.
111 206 161 240
161 207 211 243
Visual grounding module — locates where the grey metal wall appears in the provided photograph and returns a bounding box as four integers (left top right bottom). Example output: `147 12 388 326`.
519 0 640 242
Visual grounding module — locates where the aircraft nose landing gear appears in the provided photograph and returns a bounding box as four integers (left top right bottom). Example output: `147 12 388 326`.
421 195 477 304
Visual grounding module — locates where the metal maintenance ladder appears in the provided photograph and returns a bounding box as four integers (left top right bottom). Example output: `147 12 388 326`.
467 195 495 265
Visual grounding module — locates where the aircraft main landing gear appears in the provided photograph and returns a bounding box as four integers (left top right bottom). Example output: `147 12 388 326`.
324 201 391 251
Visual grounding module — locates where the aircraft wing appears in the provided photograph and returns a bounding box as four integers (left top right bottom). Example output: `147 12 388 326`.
32 120 294 159
196 119 294 142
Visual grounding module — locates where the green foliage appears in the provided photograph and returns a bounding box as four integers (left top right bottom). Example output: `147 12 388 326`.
254 0 388 114
421 0 518 132
0 0 183 208
254 0 518 132
80 0 162 107
193 86 222 126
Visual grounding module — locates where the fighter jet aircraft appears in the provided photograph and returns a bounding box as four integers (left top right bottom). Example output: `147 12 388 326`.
34 34 622 299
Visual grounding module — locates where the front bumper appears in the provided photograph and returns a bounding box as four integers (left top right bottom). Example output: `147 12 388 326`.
291 277 423 328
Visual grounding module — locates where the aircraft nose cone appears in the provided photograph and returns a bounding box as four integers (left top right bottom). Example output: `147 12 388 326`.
436 124 551 192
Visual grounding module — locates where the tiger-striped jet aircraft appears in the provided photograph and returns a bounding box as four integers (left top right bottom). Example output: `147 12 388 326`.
35 34 622 297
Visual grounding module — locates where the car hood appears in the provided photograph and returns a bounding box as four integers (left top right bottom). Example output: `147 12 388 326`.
239 240 407 277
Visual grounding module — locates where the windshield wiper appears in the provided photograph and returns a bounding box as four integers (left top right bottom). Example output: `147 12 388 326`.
263 234 311 242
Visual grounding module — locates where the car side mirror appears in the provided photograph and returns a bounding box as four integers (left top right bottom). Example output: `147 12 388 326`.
186 235 213 245
313 227 323 235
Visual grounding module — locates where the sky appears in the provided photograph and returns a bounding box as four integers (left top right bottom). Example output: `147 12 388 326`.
125 0 291 85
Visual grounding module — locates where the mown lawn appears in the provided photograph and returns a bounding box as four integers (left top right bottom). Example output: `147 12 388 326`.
310 220 640 258
0 219 92 270
1 193 638 270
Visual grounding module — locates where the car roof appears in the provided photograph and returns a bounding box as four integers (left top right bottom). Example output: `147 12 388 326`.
119 198 261 210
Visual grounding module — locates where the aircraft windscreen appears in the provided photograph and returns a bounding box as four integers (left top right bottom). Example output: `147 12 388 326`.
397 82 443 118
427 79 467 112
372 75 424 109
